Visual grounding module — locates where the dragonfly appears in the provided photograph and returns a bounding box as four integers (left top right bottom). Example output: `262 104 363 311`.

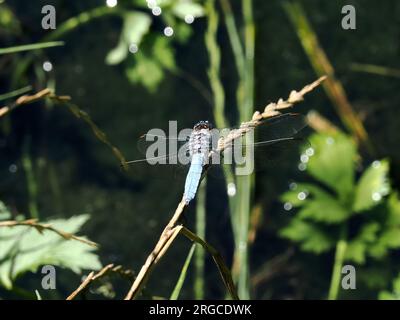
126 113 307 204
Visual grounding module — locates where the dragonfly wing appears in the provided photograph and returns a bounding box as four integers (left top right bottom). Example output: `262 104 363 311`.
137 133 190 157
126 139 191 181
207 113 307 177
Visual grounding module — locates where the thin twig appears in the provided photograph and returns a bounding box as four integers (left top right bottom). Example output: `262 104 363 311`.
66 272 95 300
0 88 70 118
124 77 326 300
124 203 186 300
0 219 98 247
66 264 136 300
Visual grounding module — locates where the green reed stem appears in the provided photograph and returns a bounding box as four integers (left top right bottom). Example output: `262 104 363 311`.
230 0 255 300
0 86 32 102
0 42 64 55
170 244 196 300
328 226 348 300
22 139 39 219
204 0 236 227
194 177 207 299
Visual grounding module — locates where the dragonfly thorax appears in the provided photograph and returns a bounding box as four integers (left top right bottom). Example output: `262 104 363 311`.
188 128 211 157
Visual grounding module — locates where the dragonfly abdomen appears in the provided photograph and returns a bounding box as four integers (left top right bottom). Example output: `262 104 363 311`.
183 153 205 204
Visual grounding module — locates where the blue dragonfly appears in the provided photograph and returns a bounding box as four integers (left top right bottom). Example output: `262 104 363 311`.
126 113 307 204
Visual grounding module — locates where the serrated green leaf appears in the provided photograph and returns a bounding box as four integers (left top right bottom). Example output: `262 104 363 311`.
353 159 390 212
281 183 325 207
379 228 400 248
305 132 356 200
385 192 400 225
368 241 388 259
299 190 349 224
280 218 335 253
0 214 101 289
281 183 349 223
345 223 380 264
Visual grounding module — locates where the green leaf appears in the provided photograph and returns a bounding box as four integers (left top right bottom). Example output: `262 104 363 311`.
379 274 400 300
387 192 400 225
353 160 390 212
106 11 151 65
305 132 356 200
0 214 101 289
280 218 335 253
105 39 128 65
281 183 325 207
358 266 391 290
125 52 164 92
0 201 11 219
345 223 380 264
122 11 152 45
172 1 205 19
281 183 349 224
153 37 175 70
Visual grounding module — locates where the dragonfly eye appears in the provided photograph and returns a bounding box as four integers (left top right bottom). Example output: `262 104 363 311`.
193 120 212 130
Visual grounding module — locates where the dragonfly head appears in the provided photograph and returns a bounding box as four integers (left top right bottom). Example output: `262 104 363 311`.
193 120 212 131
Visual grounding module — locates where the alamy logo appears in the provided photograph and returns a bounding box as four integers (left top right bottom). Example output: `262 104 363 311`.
41 265 56 289
341 265 356 290
341 5 356 30
141 121 255 175
41 5 56 30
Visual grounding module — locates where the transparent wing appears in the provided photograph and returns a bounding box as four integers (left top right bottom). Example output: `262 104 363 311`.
207 113 307 178
137 133 190 157
219 113 306 148
125 134 191 181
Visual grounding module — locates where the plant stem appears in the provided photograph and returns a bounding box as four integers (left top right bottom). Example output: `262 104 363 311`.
328 226 348 300
0 42 64 55
0 86 32 102
194 177 207 299
22 139 39 219
231 0 255 300
171 244 196 300
204 0 236 235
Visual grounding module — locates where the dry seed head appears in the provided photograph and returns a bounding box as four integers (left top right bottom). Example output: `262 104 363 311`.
276 98 292 110
252 111 262 121
288 90 304 104
262 103 281 118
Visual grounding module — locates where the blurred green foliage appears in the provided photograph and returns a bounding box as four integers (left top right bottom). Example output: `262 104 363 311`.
280 131 400 297
106 0 204 91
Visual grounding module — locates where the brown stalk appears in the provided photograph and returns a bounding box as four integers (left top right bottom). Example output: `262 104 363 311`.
66 264 136 300
0 219 98 247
